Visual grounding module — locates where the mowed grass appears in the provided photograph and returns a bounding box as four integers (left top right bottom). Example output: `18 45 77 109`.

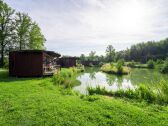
0 69 168 126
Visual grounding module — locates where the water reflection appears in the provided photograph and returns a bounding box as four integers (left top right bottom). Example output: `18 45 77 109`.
73 67 168 94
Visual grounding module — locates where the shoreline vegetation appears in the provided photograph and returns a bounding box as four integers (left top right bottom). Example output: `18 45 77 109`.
53 67 84 88
100 63 130 75
87 78 168 105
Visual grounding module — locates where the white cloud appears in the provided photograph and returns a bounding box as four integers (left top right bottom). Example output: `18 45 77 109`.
4 0 168 56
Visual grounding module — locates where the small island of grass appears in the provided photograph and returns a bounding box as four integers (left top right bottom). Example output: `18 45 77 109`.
100 61 130 75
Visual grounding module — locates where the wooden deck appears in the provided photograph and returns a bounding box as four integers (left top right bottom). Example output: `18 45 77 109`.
43 65 61 76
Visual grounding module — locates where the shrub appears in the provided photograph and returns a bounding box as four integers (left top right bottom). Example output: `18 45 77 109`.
116 61 123 74
147 60 155 69
160 58 168 74
135 84 156 103
87 86 108 95
3 57 9 69
158 79 168 103
127 61 135 67
98 62 104 67
156 59 164 64
87 84 157 104
117 59 125 66
53 68 80 88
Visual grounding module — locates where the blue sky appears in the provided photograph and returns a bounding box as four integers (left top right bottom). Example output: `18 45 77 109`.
5 0 168 56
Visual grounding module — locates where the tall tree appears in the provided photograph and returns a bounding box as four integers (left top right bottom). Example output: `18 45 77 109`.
29 22 45 50
0 0 15 67
15 12 32 50
89 51 96 61
80 54 86 61
106 45 115 62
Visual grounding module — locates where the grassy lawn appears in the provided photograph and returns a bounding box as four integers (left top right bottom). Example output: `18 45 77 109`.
0 69 168 126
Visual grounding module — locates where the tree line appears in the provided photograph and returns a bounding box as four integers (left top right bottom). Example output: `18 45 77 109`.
0 0 45 67
80 38 168 63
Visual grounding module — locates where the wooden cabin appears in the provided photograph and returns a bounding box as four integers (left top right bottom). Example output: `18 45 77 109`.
9 50 61 77
57 57 79 67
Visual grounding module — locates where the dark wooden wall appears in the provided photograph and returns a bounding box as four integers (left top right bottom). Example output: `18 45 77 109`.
9 52 43 77
57 58 77 67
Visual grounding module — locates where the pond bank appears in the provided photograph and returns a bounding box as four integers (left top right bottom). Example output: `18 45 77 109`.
73 67 168 94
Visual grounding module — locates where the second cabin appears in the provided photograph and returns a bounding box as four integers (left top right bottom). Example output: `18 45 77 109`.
57 56 79 68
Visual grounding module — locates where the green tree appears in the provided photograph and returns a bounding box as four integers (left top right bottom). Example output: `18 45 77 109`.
15 12 32 50
0 0 15 67
29 22 45 49
106 45 115 62
80 54 86 61
88 51 96 61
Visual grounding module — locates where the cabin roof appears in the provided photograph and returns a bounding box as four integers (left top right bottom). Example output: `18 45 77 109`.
10 50 61 57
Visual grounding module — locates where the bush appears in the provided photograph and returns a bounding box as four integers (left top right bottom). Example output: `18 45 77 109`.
3 57 9 69
127 61 135 67
117 59 125 66
160 58 168 74
156 59 164 64
98 62 104 67
116 60 124 74
87 86 109 95
87 83 165 104
147 60 155 69
135 84 156 103
158 79 168 103
52 68 80 88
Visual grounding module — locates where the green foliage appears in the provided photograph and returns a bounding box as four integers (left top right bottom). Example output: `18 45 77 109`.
15 13 45 50
28 22 45 50
156 59 164 64
82 95 100 102
147 60 155 69
136 84 156 103
3 57 9 69
88 51 96 61
88 79 168 104
15 12 32 50
98 62 104 67
106 45 115 62
0 1 45 67
116 60 124 74
53 68 80 88
100 63 130 75
0 0 15 67
160 58 168 74
158 79 168 103
126 61 136 67
87 86 109 95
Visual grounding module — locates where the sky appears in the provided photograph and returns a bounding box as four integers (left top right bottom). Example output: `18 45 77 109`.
4 0 168 56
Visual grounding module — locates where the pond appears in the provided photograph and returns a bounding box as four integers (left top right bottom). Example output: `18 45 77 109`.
73 67 168 94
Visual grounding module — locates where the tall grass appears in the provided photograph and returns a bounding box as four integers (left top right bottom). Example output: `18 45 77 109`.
88 79 168 104
160 58 168 74
53 68 80 88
